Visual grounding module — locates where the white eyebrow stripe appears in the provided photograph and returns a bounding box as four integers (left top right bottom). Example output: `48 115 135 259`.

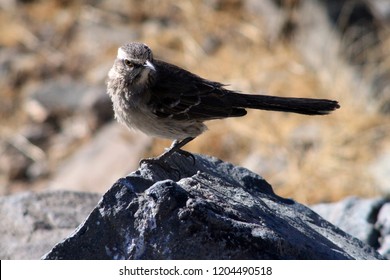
117 48 128 60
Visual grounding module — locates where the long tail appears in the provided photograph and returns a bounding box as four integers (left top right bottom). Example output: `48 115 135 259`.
232 93 340 115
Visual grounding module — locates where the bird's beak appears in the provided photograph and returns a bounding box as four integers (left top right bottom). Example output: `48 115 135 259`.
144 60 156 72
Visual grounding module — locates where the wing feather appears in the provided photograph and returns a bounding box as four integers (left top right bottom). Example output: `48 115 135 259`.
148 60 246 121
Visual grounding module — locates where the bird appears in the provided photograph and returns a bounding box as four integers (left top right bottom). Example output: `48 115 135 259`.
106 42 340 163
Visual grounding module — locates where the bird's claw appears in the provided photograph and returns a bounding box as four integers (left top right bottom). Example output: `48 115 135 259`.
139 156 181 178
175 149 196 165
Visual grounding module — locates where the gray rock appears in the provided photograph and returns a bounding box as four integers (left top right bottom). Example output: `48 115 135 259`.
0 190 100 259
377 203 390 257
0 128 50 184
43 154 382 260
25 77 90 118
24 77 111 122
371 0 390 21
47 122 151 193
0 144 32 181
312 197 389 259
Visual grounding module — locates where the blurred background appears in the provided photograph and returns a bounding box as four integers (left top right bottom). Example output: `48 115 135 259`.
0 0 389 204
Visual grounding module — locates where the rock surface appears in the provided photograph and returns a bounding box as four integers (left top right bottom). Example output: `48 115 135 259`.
43 153 383 260
312 197 390 259
0 190 101 259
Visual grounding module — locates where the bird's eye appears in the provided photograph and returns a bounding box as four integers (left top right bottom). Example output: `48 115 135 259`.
124 59 134 67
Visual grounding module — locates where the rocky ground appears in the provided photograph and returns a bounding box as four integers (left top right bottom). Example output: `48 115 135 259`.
1 0 390 204
1 154 387 259
42 154 385 260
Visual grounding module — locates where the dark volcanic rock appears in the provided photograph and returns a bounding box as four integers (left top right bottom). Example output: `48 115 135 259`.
43 153 382 260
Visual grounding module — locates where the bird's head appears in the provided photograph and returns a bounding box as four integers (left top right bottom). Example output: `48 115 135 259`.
108 42 156 86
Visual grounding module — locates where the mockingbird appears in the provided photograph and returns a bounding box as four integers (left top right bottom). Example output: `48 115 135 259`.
107 42 339 163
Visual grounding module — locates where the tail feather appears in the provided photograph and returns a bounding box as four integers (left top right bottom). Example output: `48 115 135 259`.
233 93 340 115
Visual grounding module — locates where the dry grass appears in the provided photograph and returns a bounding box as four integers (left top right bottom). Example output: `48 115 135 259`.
1 0 389 203
143 1 390 204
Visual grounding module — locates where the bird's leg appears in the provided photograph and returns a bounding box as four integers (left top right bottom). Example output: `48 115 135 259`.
140 137 195 167
159 137 195 162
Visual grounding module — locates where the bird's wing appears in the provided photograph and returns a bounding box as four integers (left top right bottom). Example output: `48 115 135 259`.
148 60 247 121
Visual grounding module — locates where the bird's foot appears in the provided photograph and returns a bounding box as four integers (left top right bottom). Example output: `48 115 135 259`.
139 148 195 167
139 137 196 176
139 154 181 178
175 149 196 165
